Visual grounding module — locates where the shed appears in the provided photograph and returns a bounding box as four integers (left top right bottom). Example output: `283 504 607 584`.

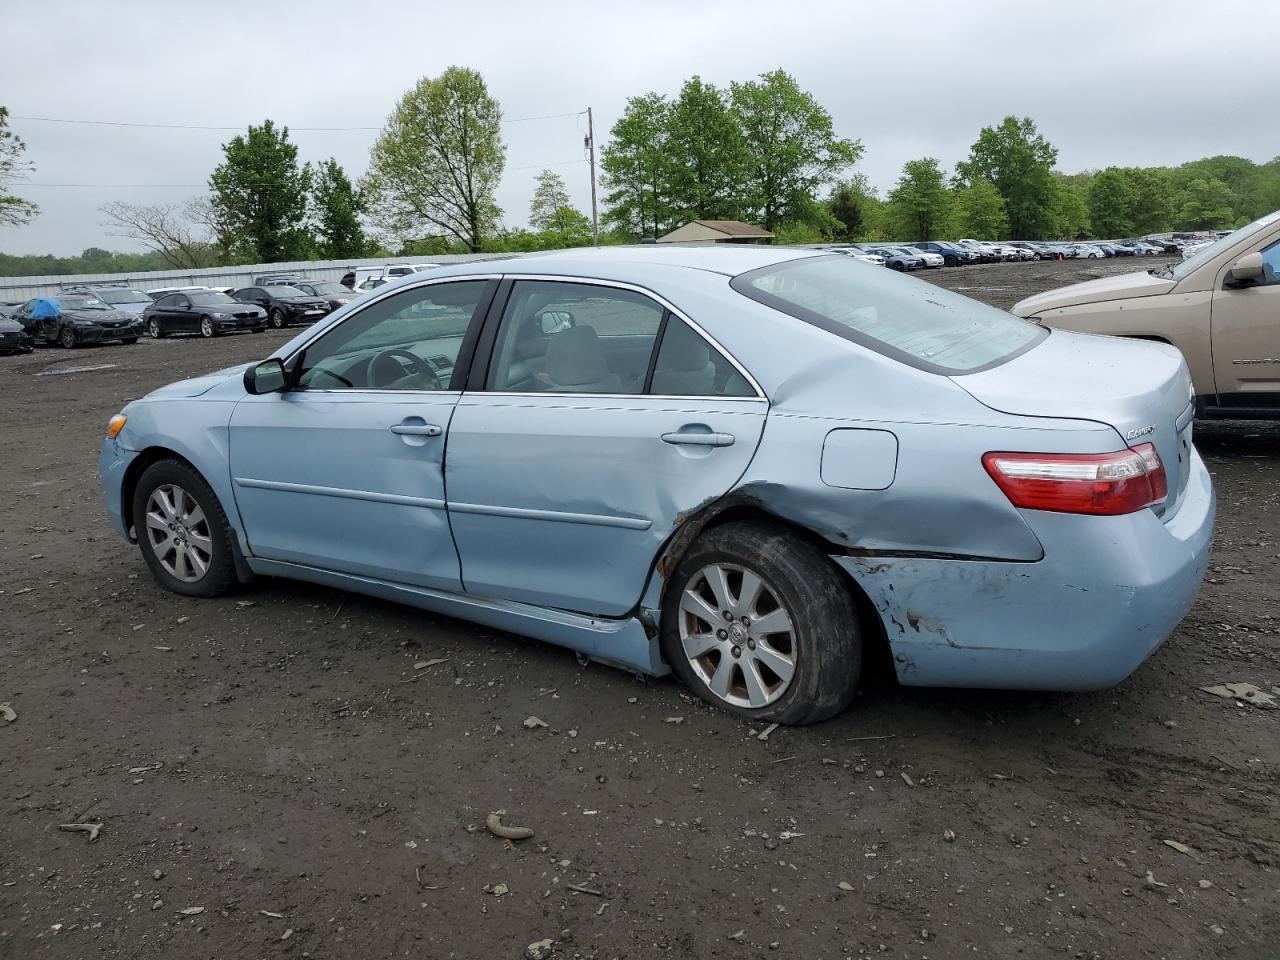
657 220 774 244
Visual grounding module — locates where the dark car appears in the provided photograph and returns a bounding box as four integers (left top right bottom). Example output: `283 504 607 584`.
14 294 145 348
61 283 154 317
910 241 975 266
231 286 332 328
269 279 356 311
861 246 924 271
143 290 268 339
0 315 34 353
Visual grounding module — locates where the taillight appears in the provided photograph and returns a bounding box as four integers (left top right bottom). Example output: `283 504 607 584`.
983 442 1167 516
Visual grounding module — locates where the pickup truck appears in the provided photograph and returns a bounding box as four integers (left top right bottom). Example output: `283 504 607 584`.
1012 211 1280 420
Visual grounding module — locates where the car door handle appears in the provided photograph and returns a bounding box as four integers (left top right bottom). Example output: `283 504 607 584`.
390 423 442 437
661 430 735 448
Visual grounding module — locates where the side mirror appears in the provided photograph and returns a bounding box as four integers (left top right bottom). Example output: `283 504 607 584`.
1224 251 1264 288
244 358 287 395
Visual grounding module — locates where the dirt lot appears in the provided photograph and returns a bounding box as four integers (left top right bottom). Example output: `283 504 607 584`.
1 257 1277 960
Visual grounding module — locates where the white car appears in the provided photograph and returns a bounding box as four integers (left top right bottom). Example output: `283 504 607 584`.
1000 244 1037 261
897 246 944 268
833 248 887 266
145 285 216 299
1181 241 1212 260
956 239 1006 261
1069 244 1106 259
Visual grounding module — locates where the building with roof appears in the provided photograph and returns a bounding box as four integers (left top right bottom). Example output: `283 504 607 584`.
657 220 774 245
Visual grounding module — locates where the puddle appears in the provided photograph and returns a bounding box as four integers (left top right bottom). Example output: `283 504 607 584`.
37 364 119 377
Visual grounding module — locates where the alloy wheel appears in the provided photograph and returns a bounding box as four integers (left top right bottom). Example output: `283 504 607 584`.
678 562 797 709
200 316 214 338
270 310 285 328
59 326 76 348
144 484 213 583
149 318 161 338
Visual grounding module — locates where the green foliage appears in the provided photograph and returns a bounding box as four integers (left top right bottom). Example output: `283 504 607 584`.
826 174 881 241
0 106 39 227
1048 174 1091 239
1087 168 1135 237
209 120 313 262
600 92 677 240
1119 167 1173 235
364 66 506 252
951 179 1008 239
884 158 951 239
1177 177 1236 230
0 247 174 277
665 76 749 222
528 169 593 247
311 158 367 259
730 69 861 230
955 116 1058 239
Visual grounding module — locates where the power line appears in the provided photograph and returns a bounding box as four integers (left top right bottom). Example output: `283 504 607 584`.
10 110 586 132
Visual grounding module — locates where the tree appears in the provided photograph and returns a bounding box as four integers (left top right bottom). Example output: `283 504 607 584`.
951 179 1008 239
311 158 367 258
0 106 38 227
1120 167 1173 235
601 92 676 240
1048 174 1091 239
1176 178 1236 230
883 158 951 240
99 199 219 268
364 66 505 252
826 174 880 241
1087 168 1136 238
209 120 313 262
528 169 592 247
955 116 1059 239
665 76 749 221
729 69 861 230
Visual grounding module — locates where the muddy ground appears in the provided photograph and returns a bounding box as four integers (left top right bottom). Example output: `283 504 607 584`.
1 257 1276 960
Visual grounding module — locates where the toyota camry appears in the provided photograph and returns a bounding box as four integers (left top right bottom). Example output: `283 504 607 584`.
99 247 1214 724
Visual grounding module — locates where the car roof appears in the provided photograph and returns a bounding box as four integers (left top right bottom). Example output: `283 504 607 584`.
459 245 824 279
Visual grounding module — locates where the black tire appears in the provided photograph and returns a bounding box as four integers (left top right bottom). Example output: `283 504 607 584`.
269 309 286 329
199 315 217 338
148 317 166 339
660 521 861 725
132 459 238 599
252 327 266 333
58 325 77 348
944 256 958 267
890 262 905 271
121 337 138 345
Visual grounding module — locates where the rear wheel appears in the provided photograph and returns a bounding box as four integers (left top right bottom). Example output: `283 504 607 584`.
660 521 862 725
132 459 238 598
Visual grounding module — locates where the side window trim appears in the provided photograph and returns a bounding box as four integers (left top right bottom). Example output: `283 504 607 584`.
466 274 766 400
640 310 672 394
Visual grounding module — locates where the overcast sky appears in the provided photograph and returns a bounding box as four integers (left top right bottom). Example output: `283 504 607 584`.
1 0 1274 255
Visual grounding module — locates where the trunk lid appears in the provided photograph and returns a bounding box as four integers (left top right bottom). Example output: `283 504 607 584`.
953 329 1195 518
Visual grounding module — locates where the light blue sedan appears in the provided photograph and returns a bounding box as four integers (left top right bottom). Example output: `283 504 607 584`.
99 247 1215 724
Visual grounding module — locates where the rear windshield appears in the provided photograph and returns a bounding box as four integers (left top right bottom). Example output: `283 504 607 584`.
95 288 151 304
731 255 1047 375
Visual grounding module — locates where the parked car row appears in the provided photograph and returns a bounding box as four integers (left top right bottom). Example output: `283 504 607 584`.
819 236 1193 270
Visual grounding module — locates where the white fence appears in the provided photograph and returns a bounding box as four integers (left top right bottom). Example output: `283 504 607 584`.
0 253 517 301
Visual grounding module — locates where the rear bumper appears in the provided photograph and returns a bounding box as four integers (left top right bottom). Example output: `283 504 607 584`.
836 447 1215 691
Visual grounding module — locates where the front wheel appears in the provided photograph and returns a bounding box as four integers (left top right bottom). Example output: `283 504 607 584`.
269 309 286 329
59 326 77 348
199 316 217 338
148 317 166 339
890 262 905 271
660 521 862 725
132 459 239 598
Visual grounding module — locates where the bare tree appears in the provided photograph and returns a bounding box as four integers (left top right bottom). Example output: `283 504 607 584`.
99 200 218 268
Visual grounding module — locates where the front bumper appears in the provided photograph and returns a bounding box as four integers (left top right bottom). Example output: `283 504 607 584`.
99 438 140 541
216 316 266 332
836 447 1215 691
74 320 145 343
0 330 33 352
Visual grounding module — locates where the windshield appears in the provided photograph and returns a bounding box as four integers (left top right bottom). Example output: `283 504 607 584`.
307 282 346 295
268 286 305 297
55 295 110 310
189 292 237 306
1163 211 1280 281
731 255 1046 375
95 288 150 304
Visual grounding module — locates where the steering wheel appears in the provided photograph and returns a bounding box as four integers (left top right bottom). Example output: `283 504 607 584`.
369 348 441 390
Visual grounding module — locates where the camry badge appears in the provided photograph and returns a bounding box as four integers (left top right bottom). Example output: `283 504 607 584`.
1125 424 1156 440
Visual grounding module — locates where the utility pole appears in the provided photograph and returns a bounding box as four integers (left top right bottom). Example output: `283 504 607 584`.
585 107 599 246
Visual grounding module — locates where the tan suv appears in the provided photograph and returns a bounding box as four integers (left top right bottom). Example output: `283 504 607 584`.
1012 211 1280 419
